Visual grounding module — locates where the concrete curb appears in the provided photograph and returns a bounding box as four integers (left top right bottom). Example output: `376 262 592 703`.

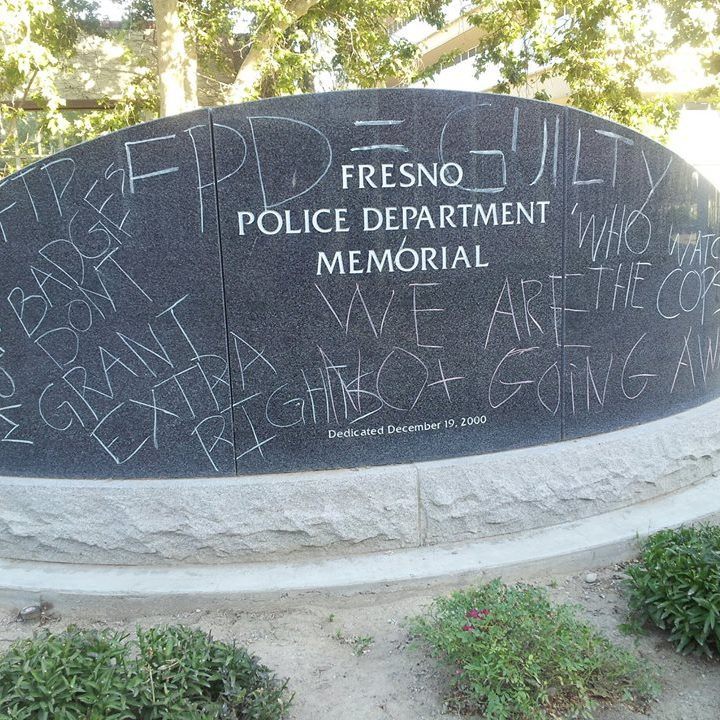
2 472 719 611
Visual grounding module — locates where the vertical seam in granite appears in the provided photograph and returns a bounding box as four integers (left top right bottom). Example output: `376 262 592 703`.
208 110 239 476
415 464 425 547
560 106 568 442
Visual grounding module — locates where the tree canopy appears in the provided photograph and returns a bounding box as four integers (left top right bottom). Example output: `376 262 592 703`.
469 0 718 133
0 0 718 175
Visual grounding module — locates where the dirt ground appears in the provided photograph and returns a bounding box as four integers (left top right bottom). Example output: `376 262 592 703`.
1 563 718 720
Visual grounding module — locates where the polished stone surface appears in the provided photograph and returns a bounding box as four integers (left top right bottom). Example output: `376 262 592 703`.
563 111 720 437
0 111 233 477
0 90 718 478
212 92 563 473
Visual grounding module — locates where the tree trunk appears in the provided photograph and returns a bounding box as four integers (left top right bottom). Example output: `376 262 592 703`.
184 39 198 108
227 0 322 103
153 0 198 116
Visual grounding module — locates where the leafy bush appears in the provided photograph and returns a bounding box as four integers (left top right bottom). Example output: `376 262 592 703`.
0 625 291 720
625 524 720 656
411 580 658 720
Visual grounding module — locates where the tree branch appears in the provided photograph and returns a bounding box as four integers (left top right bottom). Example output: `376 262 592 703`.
19 69 39 105
227 0 322 102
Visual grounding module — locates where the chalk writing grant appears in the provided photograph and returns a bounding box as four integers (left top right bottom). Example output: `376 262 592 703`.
0 90 718 478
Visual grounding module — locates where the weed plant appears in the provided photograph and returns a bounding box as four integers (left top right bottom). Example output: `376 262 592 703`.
625 524 720 657
411 580 658 720
0 625 291 720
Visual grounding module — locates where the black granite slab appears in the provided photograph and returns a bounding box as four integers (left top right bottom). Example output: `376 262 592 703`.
1 90 718 479
563 109 720 438
0 111 234 477
212 91 564 474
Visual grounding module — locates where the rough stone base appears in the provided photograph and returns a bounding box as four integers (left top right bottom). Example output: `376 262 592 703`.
1 397 720 566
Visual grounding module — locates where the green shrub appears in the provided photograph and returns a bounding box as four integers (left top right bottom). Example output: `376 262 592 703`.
411 580 658 720
625 524 720 657
0 625 291 720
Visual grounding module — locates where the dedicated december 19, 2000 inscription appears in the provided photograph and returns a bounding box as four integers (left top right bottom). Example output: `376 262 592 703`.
0 90 718 478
